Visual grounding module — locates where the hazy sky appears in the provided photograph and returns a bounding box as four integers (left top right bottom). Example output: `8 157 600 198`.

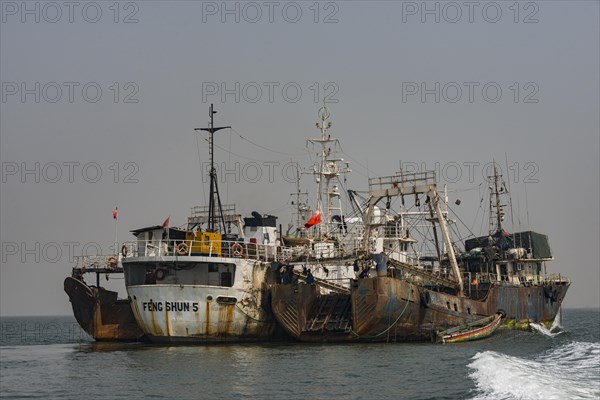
1 1 598 315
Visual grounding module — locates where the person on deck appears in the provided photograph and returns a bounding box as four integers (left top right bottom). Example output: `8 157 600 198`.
282 267 292 284
306 269 315 285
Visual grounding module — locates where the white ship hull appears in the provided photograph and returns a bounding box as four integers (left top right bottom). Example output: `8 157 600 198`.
123 255 285 343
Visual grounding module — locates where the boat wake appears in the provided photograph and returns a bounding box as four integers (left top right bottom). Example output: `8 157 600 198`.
468 341 600 400
530 310 563 337
529 322 563 337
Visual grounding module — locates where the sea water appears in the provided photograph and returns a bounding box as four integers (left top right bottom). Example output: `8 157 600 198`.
1 309 598 400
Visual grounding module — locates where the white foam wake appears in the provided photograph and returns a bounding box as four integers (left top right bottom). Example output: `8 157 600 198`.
529 322 563 337
468 341 600 400
530 308 563 337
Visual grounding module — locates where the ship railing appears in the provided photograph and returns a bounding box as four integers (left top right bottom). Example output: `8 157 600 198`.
481 272 571 286
275 239 363 262
472 272 559 288
463 272 514 294
473 273 516 285
122 238 367 263
122 239 287 262
71 254 123 272
470 272 490 285
542 274 570 285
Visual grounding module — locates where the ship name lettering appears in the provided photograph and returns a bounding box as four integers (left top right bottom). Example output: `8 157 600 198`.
143 301 163 312
143 301 200 312
165 301 190 312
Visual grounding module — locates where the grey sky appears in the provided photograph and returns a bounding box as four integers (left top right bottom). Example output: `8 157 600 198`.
1 1 598 315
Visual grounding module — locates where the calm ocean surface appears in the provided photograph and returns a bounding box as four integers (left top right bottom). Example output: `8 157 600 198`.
1 309 598 400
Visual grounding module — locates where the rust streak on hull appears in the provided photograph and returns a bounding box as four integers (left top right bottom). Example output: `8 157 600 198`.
64 276 146 342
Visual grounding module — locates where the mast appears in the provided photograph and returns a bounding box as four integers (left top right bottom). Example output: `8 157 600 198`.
295 169 302 232
290 168 310 237
488 163 506 234
194 104 231 233
306 107 350 238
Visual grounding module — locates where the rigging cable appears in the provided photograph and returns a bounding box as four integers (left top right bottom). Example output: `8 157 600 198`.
337 141 378 179
446 201 478 241
197 131 300 163
505 153 516 235
195 133 207 205
226 129 232 205
231 127 304 156
469 183 485 234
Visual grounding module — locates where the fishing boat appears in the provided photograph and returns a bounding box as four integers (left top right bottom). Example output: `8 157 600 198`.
64 255 146 341
435 311 504 344
120 105 289 343
112 105 568 343
270 107 570 342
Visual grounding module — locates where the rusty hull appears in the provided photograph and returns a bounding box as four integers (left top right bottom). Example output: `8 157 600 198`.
482 284 569 324
270 277 569 342
127 284 288 343
271 279 426 342
271 283 321 339
64 276 146 341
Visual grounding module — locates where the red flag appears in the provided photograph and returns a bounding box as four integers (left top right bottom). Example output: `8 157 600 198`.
112 208 118 220
162 215 170 230
304 209 321 229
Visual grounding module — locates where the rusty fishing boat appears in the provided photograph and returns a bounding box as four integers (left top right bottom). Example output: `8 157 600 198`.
64 255 146 341
120 105 289 343
269 107 570 343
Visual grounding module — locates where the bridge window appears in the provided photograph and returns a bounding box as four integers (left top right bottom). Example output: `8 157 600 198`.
124 262 235 287
220 272 233 287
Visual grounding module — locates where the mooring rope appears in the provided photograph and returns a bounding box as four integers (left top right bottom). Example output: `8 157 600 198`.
350 286 412 339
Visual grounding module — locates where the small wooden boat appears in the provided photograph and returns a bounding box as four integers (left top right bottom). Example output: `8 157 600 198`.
436 311 504 344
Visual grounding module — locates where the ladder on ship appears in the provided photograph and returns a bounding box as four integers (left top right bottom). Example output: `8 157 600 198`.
387 258 461 290
304 294 352 333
